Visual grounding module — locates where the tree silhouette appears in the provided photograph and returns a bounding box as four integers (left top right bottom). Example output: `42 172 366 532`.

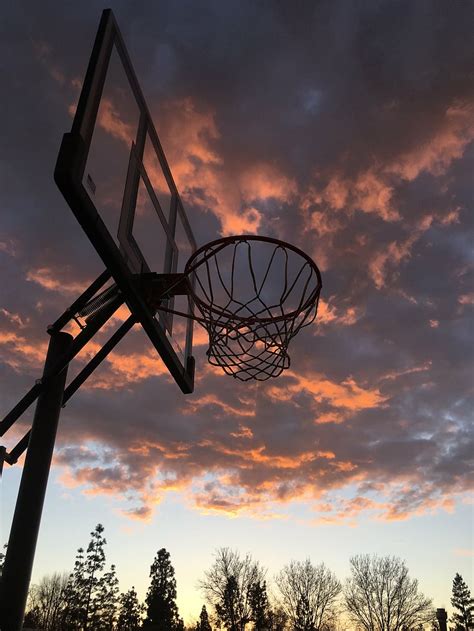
295 593 314 631
451 574 474 631
276 559 340 631
144 548 181 630
92 563 119 629
83 523 107 628
215 575 244 630
268 606 288 631
63 524 108 630
249 580 271 630
200 548 265 631
344 554 433 631
63 545 87 629
25 572 69 630
196 605 212 631
117 586 145 630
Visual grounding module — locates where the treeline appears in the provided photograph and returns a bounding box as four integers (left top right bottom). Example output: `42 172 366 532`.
1 524 472 631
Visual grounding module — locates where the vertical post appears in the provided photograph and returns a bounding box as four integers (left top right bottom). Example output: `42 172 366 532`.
0 331 73 631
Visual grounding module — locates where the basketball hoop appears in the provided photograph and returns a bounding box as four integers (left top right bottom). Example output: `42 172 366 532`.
184 236 322 381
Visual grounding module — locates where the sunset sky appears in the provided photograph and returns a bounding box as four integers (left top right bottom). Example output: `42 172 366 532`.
1 1 473 625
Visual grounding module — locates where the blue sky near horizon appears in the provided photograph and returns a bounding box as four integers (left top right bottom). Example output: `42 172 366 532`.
1 0 473 626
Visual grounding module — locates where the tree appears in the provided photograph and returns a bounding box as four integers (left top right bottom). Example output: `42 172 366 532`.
216 575 244 631
63 545 87 629
344 554 433 631
451 574 474 631
83 523 107 628
25 572 69 630
197 605 212 631
144 547 181 630
117 586 145 630
63 524 108 630
276 559 341 631
92 563 120 630
268 606 288 631
249 580 271 630
200 548 265 631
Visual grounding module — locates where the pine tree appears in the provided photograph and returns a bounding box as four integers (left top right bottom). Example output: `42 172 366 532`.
63 546 87 629
295 593 315 631
144 548 181 630
197 605 212 631
451 574 474 631
117 586 145 630
92 563 120 630
215 575 244 631
63 524 108 630
83 523 107 628
249 580 270 631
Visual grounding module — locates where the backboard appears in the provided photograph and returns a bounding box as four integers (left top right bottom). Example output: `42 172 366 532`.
55 9 196 393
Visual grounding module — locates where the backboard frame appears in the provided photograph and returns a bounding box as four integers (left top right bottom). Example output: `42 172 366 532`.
54 9 196 393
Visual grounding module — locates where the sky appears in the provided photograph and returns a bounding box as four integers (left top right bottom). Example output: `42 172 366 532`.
1 0 473 625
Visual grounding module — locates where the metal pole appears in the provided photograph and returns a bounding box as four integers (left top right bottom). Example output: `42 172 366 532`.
0 331 73 631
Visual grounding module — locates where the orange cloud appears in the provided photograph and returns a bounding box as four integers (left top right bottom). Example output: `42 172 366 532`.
97 97 136 146
368 213 440 289
381 495 455 522
0 308 28 328
89 348 169 389
316 298 361 328
268 371 387 412
386 102 474 181
185 394 255 418
313 496 384 526
230 425 254 439
304 170 398 222
26 267 89 295
379 361 432 383
239 163 297 203
0 330 48 371
154 98 262 235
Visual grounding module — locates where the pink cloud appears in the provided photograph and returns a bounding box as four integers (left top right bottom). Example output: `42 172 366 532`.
239 163 297 203
268 371 387 413
386 102 474 181
26 267 89 295
316 298 361 328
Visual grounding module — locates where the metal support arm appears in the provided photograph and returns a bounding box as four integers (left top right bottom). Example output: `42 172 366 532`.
3 313 136 465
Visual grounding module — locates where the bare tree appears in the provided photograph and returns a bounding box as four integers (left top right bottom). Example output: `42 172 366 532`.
275 559 341 631
200 548 265 630
344 554 434 631
26 572 69 630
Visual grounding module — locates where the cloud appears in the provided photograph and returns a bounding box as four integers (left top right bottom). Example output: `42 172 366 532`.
26 267 89 295
1 0 472 527
266 371 387 414
386 102 474 181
